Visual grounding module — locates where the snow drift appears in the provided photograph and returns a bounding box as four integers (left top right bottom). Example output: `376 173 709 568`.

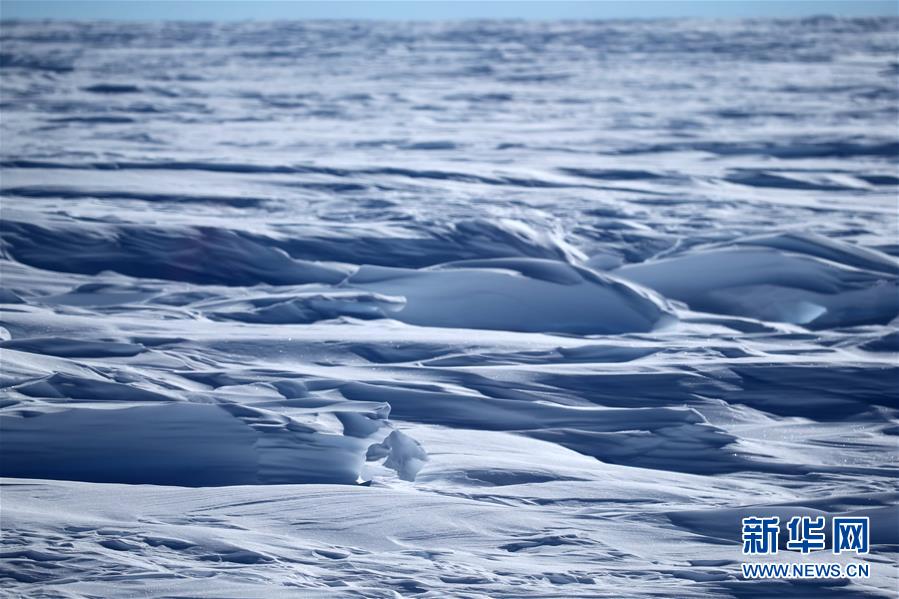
348 258 675 335
0 363 425 486
615 235 898 327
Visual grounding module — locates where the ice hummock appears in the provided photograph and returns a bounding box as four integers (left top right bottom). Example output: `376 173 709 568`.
615 234 898 327
349 258 676 334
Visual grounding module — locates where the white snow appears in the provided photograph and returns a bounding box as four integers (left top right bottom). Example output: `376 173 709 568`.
1 17 897 599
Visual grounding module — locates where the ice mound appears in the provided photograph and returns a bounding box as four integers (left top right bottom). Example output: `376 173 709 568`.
0 390 421 486
1 220 348 286
444 219 586 264
615 236 898 328
201 290 406 324
733 231 899 276
245 217 585 269
340 381 752 474
366 430 428 482
348 258 675 335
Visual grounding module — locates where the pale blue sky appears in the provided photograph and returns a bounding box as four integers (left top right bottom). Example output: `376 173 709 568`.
1 1 896 21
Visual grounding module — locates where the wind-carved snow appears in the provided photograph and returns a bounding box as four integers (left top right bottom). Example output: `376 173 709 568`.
615 236 898 327
0 17 897 599
349 258 675 334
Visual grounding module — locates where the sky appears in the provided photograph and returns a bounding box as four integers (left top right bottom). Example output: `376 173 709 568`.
0 0 896 21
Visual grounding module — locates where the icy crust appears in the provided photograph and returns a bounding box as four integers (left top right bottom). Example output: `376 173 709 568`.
615 234 899 328
349 258 675 335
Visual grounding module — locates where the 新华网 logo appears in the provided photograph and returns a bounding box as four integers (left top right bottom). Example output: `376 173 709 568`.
739 515 871 580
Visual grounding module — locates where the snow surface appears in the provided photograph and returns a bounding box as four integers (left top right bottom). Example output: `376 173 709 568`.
1 17 897 598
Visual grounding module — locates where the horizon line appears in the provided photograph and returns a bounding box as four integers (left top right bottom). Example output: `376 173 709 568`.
1 1 896 22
